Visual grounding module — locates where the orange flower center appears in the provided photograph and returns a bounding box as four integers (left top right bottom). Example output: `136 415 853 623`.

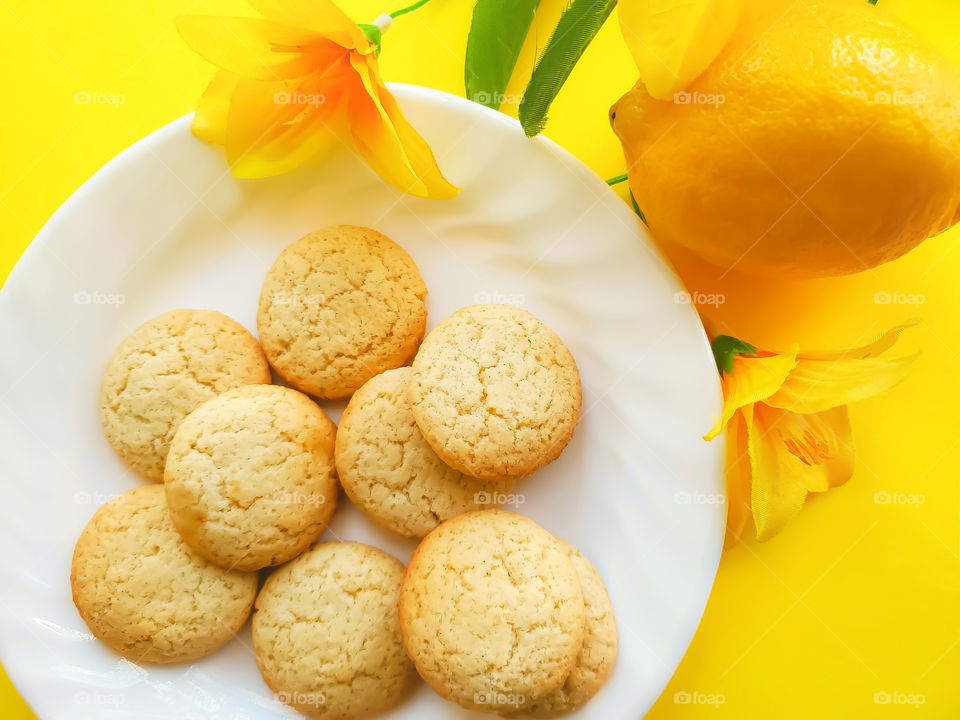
781 430 831 465
774 413 835 466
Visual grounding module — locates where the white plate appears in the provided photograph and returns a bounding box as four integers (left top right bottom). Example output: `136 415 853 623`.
0 85 724 719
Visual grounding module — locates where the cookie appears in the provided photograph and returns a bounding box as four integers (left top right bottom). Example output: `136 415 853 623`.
398 510 585 712
522 539 618 716
253 542 417 719
70 484 258 664
164 385 338 572
336 367 515 538
409 304 581 481
257 225 427 399
99 309 270 482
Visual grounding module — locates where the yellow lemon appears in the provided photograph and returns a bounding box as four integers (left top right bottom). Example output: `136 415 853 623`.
611 0 960 277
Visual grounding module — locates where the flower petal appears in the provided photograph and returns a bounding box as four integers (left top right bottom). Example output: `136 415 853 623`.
248 0 366 48
813 406 854 490
765 352 919 414
192 71 239 145
177 15 319 80
618 0 742 99
703 346 798 440
347 54 460 199
225 76 349 177
724 409 752 545
753 404 854 493
746 404 809 542
800 320 919 361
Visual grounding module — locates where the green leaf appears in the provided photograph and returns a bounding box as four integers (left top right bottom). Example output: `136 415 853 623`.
711 336 757 377
465 0 541 110
358 24 382 54
519 0 617 136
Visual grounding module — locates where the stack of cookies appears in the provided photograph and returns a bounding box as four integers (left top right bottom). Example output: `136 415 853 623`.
71 224 616 719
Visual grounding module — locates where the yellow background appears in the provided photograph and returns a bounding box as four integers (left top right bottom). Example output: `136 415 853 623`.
1 0 958 716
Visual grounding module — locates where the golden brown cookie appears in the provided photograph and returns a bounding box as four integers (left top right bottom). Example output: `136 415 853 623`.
164 385 338 571
398 510 585 712
99 309 270 482
523 538 618 716
409 304 581 481
70 484 258 664
253 542 418 719
336 367 514 538
257 225 427 399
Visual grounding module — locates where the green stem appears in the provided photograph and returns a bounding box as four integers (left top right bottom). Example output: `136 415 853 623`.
604 173 646 223
391 0 433 18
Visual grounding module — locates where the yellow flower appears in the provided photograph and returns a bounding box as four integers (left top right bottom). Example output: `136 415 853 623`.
618 0 741 100
177 0 459 199
705 322 918 542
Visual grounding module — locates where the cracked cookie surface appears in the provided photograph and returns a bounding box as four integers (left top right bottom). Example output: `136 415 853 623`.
164 385 338 572
522 538 618 717
336 367 514 538
99 309 271 482
257 225 427 399
398 510 585 712
70 484 258 664
409 304 581 481
253 541 417 720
